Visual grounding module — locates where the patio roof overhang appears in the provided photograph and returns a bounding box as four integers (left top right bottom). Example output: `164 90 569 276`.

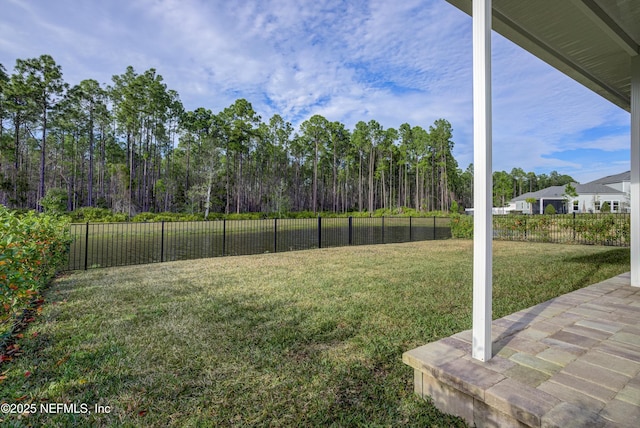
446 0 638 111
443 0 640 361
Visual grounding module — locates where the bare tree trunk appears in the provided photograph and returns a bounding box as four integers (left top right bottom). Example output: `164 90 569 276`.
332 140 337 212
358 154 363 212
313 138 318 213
236 154 242 214
225 148 230 214
88 111 94 206
381 170 386 210
204 168 213 219
38 107 47 210
128 132 133 217
368 149 375 212
415 160 420 211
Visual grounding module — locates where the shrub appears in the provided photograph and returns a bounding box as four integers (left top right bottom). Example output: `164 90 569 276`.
131 212 207 223
493 215 529 240
572 214 629 244
69 207 129 223
0 206 71 327
450 214 473 239
601 202 611 213
39 188 67 215
281 211 318 219
224 212 263 221
544 204 556 215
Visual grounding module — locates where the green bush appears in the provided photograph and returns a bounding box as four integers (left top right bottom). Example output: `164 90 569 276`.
450 214 473 239
544 204 556 215
453 212 630 245
601 202 611 213
131 212 205 222
67 208 456 223
369 208 449 218
493 215 529 240
224 212 264 221
572 214 629 244
0 206 71 327
69 207 129 223
39 188 67 215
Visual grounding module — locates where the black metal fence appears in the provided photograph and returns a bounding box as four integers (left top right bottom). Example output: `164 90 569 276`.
66 216 452 270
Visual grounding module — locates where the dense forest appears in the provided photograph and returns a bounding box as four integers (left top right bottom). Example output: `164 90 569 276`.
0 55 575 216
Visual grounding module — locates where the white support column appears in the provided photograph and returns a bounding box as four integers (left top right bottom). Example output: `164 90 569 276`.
472 0 493 361
631 55 640 287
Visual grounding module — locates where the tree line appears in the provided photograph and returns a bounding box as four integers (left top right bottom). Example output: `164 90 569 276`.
0 55 574 216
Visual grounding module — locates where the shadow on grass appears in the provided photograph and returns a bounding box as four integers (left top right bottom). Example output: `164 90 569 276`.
493 247 629 356
562 247 629 290
562 247 629 265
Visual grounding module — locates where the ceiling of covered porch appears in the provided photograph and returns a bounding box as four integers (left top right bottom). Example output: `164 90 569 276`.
445 0 640 111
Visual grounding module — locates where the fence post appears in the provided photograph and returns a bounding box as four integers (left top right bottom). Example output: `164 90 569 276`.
409 216 412 242
348 216 353 245
274 218 277 253
433 216 437 240
382 216 385 244
318 216 322 249
160 221 165 262
573 212 576 241
84 222 89 271
222 219 226 257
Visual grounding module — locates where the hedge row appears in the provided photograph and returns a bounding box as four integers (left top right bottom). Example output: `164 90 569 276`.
0 206 71 331
451 213 630 245
64 207 453 223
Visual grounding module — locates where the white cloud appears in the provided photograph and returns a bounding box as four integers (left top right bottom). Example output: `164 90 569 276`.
0 0 631 182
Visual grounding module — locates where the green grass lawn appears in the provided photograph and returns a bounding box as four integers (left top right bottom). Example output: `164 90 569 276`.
0 240 630 427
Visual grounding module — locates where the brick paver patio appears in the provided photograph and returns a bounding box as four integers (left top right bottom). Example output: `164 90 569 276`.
403 272 640 427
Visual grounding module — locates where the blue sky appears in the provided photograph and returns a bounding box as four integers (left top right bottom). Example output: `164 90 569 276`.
0 0 632 183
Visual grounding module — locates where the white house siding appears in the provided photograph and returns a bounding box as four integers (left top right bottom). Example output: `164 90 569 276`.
515 194 625 214
568 193 627 213
606 182 625 192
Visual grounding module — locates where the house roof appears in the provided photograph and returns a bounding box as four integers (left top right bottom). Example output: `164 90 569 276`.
576 182 626 195
512 186 569 202
513 182 624 202
445 0 639 111
585 170 631 185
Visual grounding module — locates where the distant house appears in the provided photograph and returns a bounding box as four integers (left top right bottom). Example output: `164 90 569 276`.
512 171 629 214
585 171 630 194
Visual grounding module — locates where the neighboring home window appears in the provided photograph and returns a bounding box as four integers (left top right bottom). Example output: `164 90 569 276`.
612 201 619 212
595 201 601 212
573 200 579 212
